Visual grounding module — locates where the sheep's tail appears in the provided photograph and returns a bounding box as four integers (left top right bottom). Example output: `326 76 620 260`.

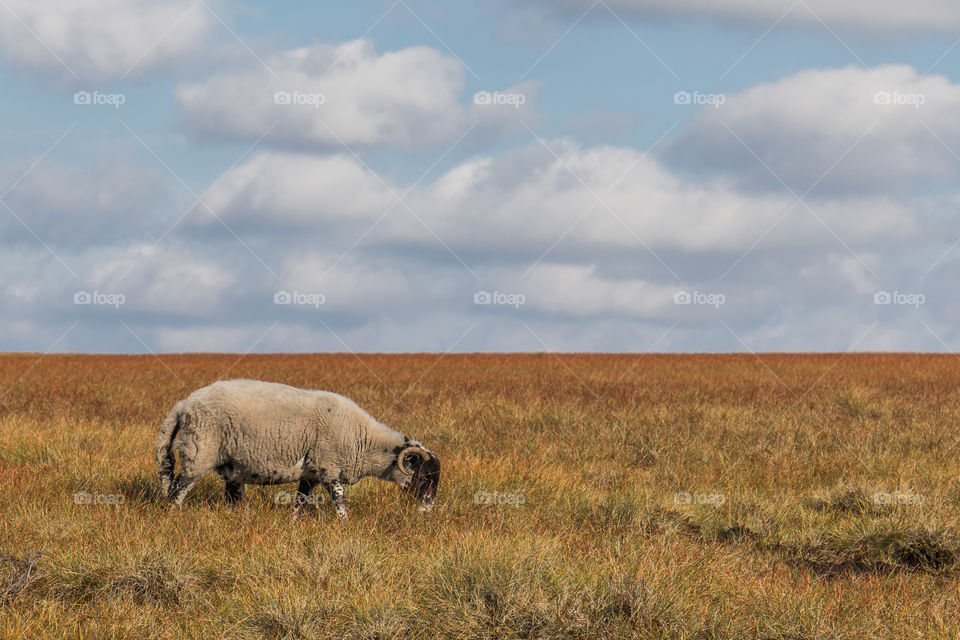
156 402 186 499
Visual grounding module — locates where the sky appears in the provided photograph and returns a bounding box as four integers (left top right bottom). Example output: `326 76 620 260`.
1 0 960 353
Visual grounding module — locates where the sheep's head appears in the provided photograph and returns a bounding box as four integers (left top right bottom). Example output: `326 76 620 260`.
394 445 440 511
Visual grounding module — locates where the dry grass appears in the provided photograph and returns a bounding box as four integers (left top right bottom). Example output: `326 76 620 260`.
1 353 959 638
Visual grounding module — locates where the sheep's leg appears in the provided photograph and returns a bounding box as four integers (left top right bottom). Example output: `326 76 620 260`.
324 480 348 520
224 481 245 504
168 459 211 508
293 479 318 519
169 475 199 508
167 431 213 509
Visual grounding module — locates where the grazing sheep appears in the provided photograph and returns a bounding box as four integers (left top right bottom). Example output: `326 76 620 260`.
155 379 439 518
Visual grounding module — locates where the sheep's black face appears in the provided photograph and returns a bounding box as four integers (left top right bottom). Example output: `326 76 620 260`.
403 453 440 511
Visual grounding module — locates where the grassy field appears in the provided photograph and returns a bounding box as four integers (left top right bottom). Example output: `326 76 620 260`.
1 353 960 639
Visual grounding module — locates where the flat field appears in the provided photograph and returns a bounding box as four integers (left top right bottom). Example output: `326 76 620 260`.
1 353 960 639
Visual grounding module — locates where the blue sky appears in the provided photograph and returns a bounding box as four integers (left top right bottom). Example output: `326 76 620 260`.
2 0 960 353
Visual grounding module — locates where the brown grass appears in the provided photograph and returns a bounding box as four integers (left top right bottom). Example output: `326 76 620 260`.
1 353 959 638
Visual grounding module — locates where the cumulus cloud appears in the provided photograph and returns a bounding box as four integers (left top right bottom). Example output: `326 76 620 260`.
199 152 396 231
521 264 676 317
277 251 429 316
194 142 920 261
528 0 960 32
176 39 535 150
663 65 960 194
0 0 211 81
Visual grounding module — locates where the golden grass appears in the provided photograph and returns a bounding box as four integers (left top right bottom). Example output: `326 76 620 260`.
1 353 960 638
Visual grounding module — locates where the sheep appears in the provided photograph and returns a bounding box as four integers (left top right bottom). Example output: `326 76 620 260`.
155 379 439 518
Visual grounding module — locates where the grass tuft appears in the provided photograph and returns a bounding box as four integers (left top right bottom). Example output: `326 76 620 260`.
0 552 42 606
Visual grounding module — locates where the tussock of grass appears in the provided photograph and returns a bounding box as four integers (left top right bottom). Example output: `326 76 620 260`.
789 525 957 575
834 390 883 420
246 599 334 640
805 485 879 515
0 553 42 606
562 489 645 532
0 439 66 466
113 471 166 505
416 555 674 639
6 553 235 608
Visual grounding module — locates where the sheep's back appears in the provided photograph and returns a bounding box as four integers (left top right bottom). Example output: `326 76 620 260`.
184 380 328 476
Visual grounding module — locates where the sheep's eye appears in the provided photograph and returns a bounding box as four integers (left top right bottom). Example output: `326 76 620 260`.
404 455 419 467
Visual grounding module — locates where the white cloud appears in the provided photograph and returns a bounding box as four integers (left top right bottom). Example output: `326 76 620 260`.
135 252 236 317
0 0 211 81
200 152 396 229
278 252 425 314
196 142 918 259
664 65 960 193
522 263 676 316
531 0 960 31
400 141 918 253
176 39 534 150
